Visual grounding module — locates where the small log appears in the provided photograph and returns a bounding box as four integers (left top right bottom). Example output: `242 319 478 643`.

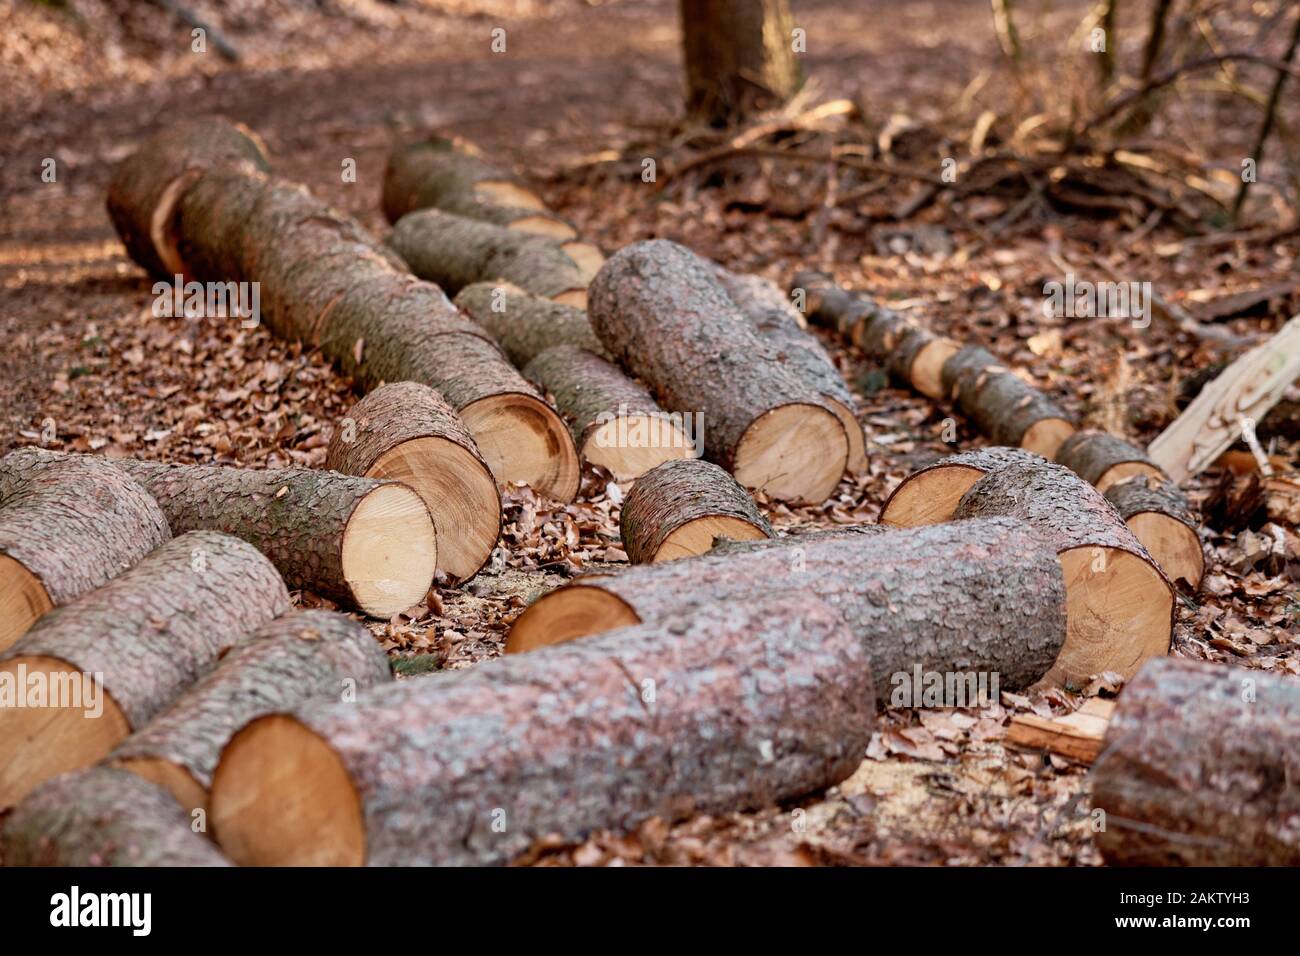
1104 475 1204 589
1 767 232 866
0 531 290 810
507 517 1067 698
454 281 608 367
110 610 391 814
717 267 867 473
0 447 171 653
524 345 693 480
326 382 501 582
952 460 1174 688
589 240 849 503
878 446 1043 526
941 345 1076 457
387 208 602 307
1054 429 1163 492
620 458 773 563
210 594 874 866
382 136 577 238
1091 657 1300 866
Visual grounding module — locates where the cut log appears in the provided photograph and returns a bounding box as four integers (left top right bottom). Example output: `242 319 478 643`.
1 767 232 866
382 136 577 238
1006 698 1115 765
106 116 269 278
589 240 850 503
620 458 773 563
110 610 391 815
209 594 873 866
0 447 171 653
1053 429 1163 492
1091 656 1300 866
524 345 694 480
952 460 1174 688
942 345 1076 456
326 382 501 582
91 453 434 616
507 516 1067 699
793 270 961 400
717 267 868 473
387 208 602 307
454 281 608 367
1104 475 1204 589
0 531 290 810
878 446 1043 526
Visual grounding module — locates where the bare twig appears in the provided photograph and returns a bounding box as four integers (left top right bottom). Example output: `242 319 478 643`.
1233 8 1300 219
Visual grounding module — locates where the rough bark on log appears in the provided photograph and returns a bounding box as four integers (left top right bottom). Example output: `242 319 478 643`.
508 516 1067 699
620 458 773 563
382 137 576 238
326 382 501 582
0 447 171 653
1091 656 1300 866
952 460 1173 688
524 345 693 479
106 116 269 278
387 208 600 307
210 594 873 866
941 345 1077 456
1104 475 1204 589
588 240 849 503
1054 429 1163 491
454 281 608 367
110 610 391 814
878 445 1044 526
1 767 232 866
0 531 290 810
717 267 867 473
681 0 802 124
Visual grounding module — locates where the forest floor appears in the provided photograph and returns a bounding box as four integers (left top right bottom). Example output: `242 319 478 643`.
1 0 1297 866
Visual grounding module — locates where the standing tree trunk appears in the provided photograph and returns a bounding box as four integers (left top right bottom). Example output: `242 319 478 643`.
680 0 802 126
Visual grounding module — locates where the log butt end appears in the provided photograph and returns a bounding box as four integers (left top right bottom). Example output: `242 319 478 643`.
511 215 578 240
909 337 961 400
341 483 438 617
733 403 848 504
1096 460 1164 493
1020 418 1076 458
0 554 53 653
652 515 771 563
581 414 694 480
1126 511 1205 590
461 392 581 503
112 756 209 816
505 584 639 654
826 398 869 474
879 465 984 527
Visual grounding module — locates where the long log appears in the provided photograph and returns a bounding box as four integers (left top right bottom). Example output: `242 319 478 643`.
210 594 874 866
0 447 171 653
620 458 773 563
952 460 1173 687
1 767 232 866
1091 656 1300 866
507 517 1068 698
1104 475 1204 589
110 610 391 815
454 281 609 367
588 240 850 503
0 531 290 809
941 345 1077 457
878 446 1043 526
1054 429 1163 492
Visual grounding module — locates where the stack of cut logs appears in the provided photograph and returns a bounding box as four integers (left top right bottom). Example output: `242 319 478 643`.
0 116 1291 869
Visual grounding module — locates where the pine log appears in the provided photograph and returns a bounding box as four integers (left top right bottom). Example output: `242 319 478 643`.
387 208 602 307
106 116 269 278
382 137 577 238
1104 475 1204 589
507 517 1068 698
589 240 850 503
792 270 961 399
1 767 232 867
952 460 1173 688
941 345 1077 457
620 458 773 563
326 382 501 582
454 281 608 367
879 446 1043 526
210 594 873 866
717 267 868 473
0 531 290 810
524 345 694 479
0 447 171 653
110 610 391 815
1091 656 1300 866
1054 429 1163 491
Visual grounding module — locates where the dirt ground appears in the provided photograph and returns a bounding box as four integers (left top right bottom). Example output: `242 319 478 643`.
1 0 1297 866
